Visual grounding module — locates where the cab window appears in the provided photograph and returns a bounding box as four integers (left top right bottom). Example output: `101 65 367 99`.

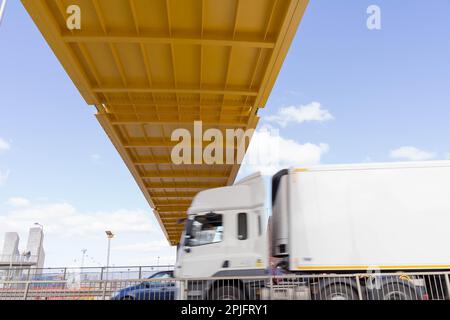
185 213 223 247
237 212 248 240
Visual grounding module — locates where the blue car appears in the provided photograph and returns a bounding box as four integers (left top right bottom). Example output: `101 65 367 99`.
112 270 175 300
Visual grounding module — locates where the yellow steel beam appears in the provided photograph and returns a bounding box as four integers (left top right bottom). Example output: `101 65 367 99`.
146 181 223 189
92 86 258 96
141 172 227 179
110 120 248 127
62 34 276 48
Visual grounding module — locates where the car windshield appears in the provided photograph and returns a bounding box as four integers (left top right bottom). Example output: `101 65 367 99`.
149 272 172 279
142 272 173 286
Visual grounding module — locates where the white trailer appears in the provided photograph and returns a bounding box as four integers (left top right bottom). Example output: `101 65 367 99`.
273 161 450 271
175 161 450 300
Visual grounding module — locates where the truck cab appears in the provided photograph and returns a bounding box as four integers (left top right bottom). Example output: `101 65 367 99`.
175 173 268 279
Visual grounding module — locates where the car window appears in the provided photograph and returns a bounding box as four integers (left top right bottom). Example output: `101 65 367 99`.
150 272 172 279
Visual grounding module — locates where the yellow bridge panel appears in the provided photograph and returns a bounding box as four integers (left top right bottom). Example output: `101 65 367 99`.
22 0 309 245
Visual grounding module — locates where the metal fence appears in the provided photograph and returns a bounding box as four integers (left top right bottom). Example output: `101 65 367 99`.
0 254 40 264
0 265 174 282
0 271 449 300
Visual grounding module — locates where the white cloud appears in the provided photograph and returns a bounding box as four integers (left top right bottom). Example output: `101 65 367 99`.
0 200 156 238
390 146 435 161
0 138 10 153
7 197 31 207
0 169 9 186
240 127 329 176
265 102 333 127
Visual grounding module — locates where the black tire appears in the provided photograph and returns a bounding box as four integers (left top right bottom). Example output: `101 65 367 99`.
319 283 359 300
211 285 244 300
121 296 134 300
382 283 420 300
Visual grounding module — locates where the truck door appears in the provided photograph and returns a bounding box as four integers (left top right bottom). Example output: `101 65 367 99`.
178 212 227 278
225 211 266 272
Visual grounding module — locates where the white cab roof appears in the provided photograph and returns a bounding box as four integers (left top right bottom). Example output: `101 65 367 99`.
188 173 265 215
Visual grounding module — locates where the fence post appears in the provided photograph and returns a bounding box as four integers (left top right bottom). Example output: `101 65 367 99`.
181 279 188 300
444 274 450 300
99 267 104 289
102 280 107 300
269 276 273 300
23 282 30 300
63 268 67 281
355 275 363 300
138 266 142 280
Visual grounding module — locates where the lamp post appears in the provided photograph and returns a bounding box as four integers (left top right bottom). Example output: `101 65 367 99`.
81 249 87 269
80 249 87 281
34 223 44 273
105 231 114 280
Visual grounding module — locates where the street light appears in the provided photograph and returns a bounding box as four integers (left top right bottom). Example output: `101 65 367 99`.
80 249 87 269
105 231 114 279
34 223 44 272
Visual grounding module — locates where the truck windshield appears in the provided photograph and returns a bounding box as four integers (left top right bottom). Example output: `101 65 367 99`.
185 213 223 247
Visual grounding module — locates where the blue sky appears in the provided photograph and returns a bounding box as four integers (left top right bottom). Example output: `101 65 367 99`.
0 0 449 267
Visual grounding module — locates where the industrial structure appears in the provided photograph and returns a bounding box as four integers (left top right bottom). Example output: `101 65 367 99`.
0 228 45 279
21 0 309 244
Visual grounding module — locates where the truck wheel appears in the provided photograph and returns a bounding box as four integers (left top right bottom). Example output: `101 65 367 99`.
211 285 244 300
319 284 359 300
382 283 419 300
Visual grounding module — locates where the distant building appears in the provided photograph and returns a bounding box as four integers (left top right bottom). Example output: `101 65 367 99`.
26 227 45 270
0 228 45 271
1 232 20 263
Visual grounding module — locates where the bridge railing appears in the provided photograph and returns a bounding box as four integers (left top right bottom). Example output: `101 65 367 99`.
0 265 174 282
0 271 449 300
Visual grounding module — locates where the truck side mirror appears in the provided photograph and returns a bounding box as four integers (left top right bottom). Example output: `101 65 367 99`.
185 219 193 237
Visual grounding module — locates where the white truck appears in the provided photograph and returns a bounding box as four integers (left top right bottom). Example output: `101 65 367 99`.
174 161 450 300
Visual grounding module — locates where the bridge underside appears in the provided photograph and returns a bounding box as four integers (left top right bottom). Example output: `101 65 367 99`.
22 0 308 245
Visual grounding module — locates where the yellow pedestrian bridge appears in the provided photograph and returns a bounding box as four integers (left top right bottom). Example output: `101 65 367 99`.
22 0 308 245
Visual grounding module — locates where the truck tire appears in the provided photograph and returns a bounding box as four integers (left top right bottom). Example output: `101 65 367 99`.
211 285 244 300
319 283 359 300
382 283 420 300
